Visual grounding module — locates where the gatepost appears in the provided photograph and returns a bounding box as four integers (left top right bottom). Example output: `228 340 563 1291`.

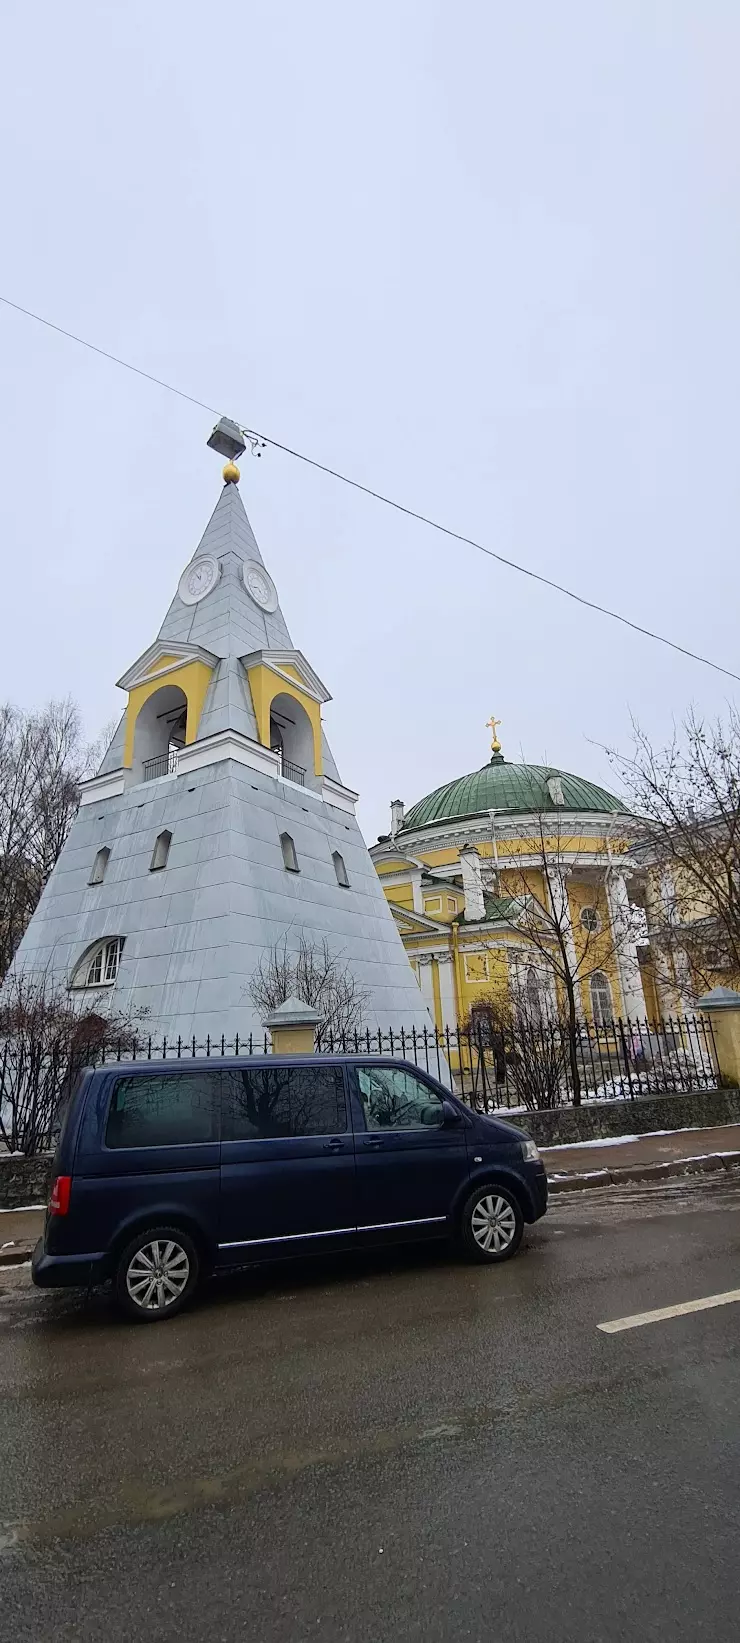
696 988 740 1087
263 996 323 1055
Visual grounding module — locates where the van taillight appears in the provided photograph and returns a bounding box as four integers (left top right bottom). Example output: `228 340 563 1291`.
49 1176 71 1216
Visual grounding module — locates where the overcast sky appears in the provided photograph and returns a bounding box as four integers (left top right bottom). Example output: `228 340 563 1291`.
1 2 738 841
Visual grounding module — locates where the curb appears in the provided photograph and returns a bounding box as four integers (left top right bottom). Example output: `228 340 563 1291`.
548 1150 740 1194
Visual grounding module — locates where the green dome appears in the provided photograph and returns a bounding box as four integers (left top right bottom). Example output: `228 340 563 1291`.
402 759 623 831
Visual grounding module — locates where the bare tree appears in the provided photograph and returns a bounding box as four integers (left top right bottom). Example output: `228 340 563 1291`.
0 699 106 981
0 970 140 1156
488 814 641 1104
249 934 369 1038
608 708 740 996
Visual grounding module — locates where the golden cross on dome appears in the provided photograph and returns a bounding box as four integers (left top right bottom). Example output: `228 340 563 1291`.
486 715 502 754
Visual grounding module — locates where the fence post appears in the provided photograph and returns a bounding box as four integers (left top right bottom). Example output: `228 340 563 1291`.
696 989 740 1087
262 997 323 1055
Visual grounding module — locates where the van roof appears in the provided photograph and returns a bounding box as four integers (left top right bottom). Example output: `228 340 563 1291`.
82 1054 439 1076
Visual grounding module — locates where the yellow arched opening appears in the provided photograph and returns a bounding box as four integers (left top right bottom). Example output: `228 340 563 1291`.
246 665 323 778
123 659 214 769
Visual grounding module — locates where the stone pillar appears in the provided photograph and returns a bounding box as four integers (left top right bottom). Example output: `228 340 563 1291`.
390 799 405 839
263 996 322 1054
436 951 458 1031
460 846 486 922
606 870 647 1020
549 868 582 1016
697 989 740 1086
417 954 437 1024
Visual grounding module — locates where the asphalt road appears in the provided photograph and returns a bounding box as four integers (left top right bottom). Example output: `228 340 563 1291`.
1 1175 740 1643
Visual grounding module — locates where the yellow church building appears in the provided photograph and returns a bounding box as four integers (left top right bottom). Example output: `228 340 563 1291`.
370 723 665 1035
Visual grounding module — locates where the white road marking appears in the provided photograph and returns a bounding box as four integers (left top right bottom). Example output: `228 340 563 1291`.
598 1287 740 1334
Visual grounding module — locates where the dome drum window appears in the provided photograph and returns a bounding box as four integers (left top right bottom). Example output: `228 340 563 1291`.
580 907 601 934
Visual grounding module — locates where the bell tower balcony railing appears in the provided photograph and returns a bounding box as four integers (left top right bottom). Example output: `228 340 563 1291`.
142 750 180 783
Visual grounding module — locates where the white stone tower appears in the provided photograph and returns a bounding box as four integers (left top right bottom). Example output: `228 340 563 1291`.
12 422 431 1043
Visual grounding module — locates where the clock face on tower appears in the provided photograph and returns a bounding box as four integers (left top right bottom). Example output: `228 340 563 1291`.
242 560 278 613
178 556 220 606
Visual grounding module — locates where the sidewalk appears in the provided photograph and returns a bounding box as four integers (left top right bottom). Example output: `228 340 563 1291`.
542 1121 740 1192
0 1206 44 1266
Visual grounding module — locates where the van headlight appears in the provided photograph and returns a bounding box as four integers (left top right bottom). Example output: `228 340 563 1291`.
521 1139 541 1163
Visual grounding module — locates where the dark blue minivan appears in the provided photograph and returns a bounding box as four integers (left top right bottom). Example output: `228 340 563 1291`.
32 1056 548 1321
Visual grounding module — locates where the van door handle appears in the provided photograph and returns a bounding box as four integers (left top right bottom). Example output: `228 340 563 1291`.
363 1139 383 1151
323 1138 344 1152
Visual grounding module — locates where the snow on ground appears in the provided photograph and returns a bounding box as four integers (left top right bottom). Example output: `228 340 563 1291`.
542 1124 740 1153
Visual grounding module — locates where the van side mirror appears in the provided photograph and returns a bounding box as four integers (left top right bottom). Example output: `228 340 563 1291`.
442 1099 463 1126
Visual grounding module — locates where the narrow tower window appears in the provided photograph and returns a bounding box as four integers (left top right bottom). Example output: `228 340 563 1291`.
280 832 299 873
88 847 110 886
150 830 172 872
332 851 349 888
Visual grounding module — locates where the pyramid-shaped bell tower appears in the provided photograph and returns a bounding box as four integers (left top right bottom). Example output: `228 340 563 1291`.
13 424 431 1041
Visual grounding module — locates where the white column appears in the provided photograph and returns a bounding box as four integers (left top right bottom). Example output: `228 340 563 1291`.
549 868 582 1016
436 952 458 1031
417 954 437 1024
645 867 695 1015
606 870 647 1020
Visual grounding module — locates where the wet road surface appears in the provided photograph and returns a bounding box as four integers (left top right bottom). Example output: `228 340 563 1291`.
1 1175 740 1641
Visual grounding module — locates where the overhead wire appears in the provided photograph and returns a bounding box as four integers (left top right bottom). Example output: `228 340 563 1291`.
1 290 738 686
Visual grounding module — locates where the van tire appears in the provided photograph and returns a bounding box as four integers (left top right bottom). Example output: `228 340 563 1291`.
458 1184 523 1263
115 1226 200 1322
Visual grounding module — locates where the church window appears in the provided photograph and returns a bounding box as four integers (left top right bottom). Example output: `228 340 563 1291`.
150 830 172 872
524 966 544 1023
88 847 110 886
280 832 299 873
590 970 613 1027
580 906 601 934
332 851 350 888
72 936 125 989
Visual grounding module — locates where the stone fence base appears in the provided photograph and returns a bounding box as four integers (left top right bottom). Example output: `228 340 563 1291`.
0 1153 54 1210
506 1086 740 1147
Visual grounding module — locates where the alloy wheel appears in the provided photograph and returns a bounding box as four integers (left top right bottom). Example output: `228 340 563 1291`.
470 1194 518 1254
126 1239 190 1313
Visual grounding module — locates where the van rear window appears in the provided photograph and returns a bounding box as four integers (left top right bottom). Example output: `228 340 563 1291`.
105 1072 221 1148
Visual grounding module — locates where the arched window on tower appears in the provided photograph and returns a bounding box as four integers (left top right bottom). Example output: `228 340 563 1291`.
150 830 172 872
71 936 125 989
590 970 613 1028
280 832 299 873
332 851 349 888
88 847 110 886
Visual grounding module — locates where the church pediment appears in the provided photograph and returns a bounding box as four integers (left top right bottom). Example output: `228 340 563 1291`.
386 900 448 934
117 642 219 692
241 649 331 704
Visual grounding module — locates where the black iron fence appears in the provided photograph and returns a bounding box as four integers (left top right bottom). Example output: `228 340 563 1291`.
77 1013 717 1113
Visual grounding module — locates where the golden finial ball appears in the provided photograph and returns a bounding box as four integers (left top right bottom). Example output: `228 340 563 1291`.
222 461 240 484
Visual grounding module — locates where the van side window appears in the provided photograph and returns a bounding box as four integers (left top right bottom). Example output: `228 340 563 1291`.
356 1066 444 1131
222 1065 346 1141
105 1072 222 1148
